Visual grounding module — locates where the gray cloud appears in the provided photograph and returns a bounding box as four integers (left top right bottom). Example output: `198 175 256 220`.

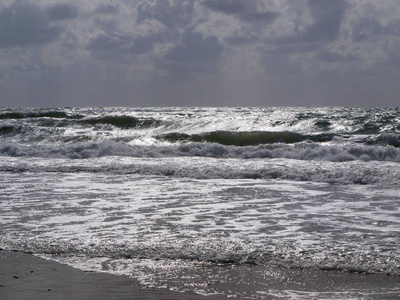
277 0 347 46
241 12 278 23
316 49 358 63
305 0 347 42
352 16 400 42
382 40 400 69
87 32 164 62
95 4 119 15
165 30 223 64
158 29 224 79
47 3 78 21
131 35 162 54
2 0 400 107
87 34 128 54
0 1 61 48
225 34 257 46
136 0 195 27
352 17 382 42
262 52 302 75
265 43 320 55
202 0 247 15
202 0 278 24
88 1 221 66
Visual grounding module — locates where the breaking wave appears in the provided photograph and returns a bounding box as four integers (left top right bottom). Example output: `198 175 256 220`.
1 139 399 162
3 237 400 276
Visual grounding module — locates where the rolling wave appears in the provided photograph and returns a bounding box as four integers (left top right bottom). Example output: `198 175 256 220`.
365 133 400 148
1 141 399 185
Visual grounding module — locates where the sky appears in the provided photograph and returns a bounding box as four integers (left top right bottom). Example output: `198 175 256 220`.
1 0 400 107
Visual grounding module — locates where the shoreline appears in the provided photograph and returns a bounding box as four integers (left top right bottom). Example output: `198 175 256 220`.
1 250 400 299
0 250 221 300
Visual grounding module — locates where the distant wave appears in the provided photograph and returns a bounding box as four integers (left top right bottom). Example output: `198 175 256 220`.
0 112 162 130
1 107 399 139
0 111 74 119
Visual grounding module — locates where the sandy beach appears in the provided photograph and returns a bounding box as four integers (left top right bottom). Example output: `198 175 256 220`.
2 250 400 299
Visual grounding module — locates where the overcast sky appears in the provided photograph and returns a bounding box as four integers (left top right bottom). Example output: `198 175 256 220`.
1 0 400 107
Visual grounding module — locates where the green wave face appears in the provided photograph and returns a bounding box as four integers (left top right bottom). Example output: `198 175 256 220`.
80 116 161 129
157 131 334 146
0 112 26 119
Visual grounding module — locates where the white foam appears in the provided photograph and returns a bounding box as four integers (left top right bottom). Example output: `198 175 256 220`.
1 173 400 275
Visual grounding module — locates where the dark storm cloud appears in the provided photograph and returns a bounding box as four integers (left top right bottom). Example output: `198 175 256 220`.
202 0 278 24
0 1 61 48
47 3 78 21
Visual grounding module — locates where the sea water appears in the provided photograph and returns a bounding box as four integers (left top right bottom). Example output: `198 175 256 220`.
0 107 400 298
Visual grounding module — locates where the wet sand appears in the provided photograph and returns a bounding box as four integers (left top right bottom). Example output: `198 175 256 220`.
1 250 400 299
164 262 400 299
0 250 220 300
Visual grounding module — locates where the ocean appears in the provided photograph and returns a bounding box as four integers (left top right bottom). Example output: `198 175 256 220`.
1 106 400 298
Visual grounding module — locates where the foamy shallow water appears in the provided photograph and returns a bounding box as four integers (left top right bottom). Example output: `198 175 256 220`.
1 170 400 270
